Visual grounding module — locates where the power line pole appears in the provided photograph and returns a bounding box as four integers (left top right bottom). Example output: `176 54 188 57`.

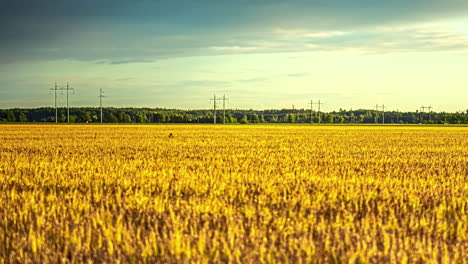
375 104 379 124
382 104 385 124
308 100 314 124
428 106 432 122
311 100 323 124
373 104 385 124
420 106 432 123
62 83 74 123
99 88 106 123
210 94 222 124
420 106 425 123
222 94 229 124
317 100 323 124
212 94 217 124
50 83 59 123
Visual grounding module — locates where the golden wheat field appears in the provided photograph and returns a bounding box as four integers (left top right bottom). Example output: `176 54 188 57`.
0 124 467 263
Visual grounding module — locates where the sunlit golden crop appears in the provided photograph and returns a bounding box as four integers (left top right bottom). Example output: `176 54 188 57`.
0 124 467 263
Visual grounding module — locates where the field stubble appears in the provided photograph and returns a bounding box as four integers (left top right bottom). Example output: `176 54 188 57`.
0 125 467 263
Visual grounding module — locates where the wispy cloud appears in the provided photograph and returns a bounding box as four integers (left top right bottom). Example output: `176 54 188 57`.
210 46 258 52
235 77 269 83
287 72 309 78
2 1 468 64
2 21 468 65
95 59 156 65
274 28 349 39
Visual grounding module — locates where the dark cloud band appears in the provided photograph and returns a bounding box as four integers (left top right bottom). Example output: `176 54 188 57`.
1 0 468 63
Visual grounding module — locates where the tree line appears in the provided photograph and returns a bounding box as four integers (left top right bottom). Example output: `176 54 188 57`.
0 107 467 124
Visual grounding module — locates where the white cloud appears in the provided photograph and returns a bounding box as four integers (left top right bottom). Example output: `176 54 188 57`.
3 20 468 64
269 23 468 55
210 46 258 52
274 28 350 39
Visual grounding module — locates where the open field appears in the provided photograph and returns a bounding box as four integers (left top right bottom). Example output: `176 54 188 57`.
0 125 467 263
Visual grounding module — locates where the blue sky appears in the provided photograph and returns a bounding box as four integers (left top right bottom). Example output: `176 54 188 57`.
1 0 467 111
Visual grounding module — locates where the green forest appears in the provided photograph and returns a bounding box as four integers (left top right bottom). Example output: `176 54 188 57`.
1 107 467 124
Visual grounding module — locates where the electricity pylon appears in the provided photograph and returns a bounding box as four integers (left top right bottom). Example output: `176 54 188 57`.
50 83 60 123
63 83 74 123
210 94 222 124
99 88 106 123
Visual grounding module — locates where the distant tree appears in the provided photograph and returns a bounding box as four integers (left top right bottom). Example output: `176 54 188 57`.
170 114 185 123
59 113 66 122
313 116 321 123
108 113 119 123
409 113 418 124
0 107 466 124
227 114 237 123
83 112 92 122
136 113 148 123
183 114 191 123
118 112 126 122
363 111 373 123
6 111 16 122
358 114 365 123
153 112 164 123
165 114 171 123
297 114 307 123
239 115 249 124
119 112 132 123
69 115 77 123
251 114 260 123
349 112 355 123
18 112 28 122
218 116 225 124
336 115 345 123
125 113 133 123
224 114 232 123
260 115 266 123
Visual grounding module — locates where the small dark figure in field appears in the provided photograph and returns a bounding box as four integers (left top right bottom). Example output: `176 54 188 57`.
168 133 174 138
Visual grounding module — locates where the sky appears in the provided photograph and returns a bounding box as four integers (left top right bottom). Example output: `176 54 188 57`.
0 0 467 112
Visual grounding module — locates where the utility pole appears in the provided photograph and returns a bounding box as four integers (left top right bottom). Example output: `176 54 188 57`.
210 94 222 124
222 94 229 124
312 100 323 124
420 107 423 123
420 106 424 123
308 100 314 124
420 106 432 123
382 104 385 124
373 104 385 124
428 106 432 122
62 83 74 123
318 100 322 124
212 94 217 124
50 83 59 123
375 104 379 124
99 88 106 123
316 100 323 124
396 109 400 123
